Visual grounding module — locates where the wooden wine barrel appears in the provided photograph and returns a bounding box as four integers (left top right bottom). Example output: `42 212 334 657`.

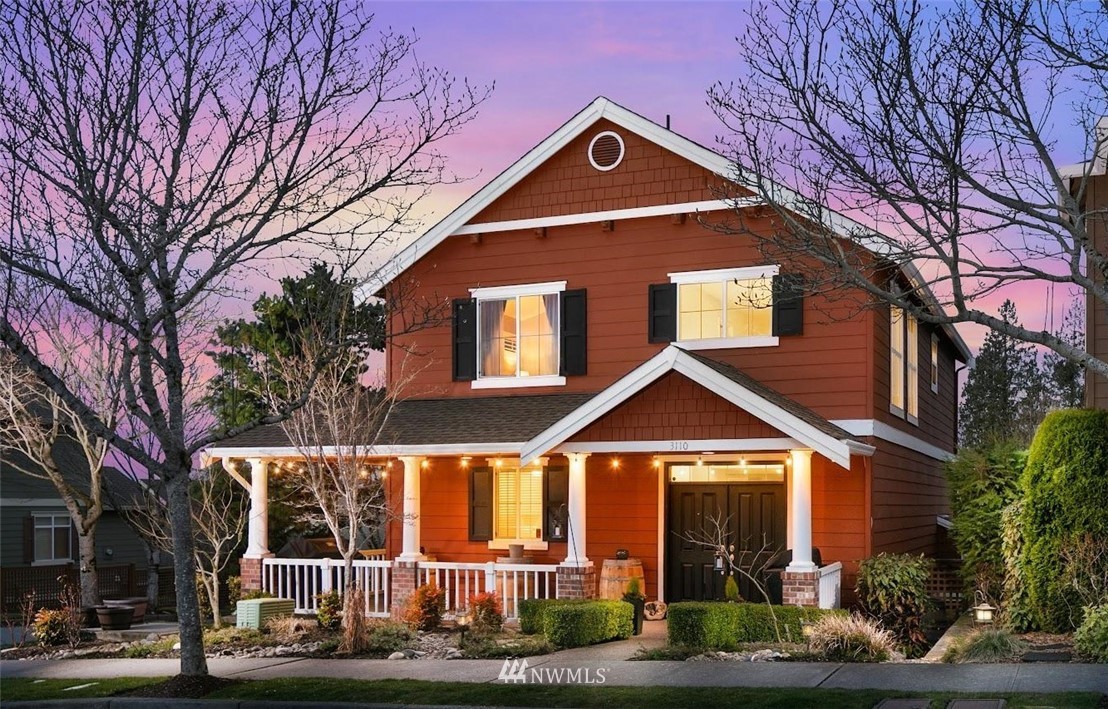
599 558 646 600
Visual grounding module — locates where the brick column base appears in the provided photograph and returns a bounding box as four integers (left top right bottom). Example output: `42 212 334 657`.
556 563 597 599
390 561 419 620
782 569 819 607
240 556 264 593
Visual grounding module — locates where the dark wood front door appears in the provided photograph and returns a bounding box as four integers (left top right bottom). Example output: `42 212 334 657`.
666 483 786 602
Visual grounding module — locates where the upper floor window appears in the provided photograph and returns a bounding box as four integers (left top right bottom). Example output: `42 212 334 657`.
890 306 919 424
668 266 780 350
33 513 71 565
931 334 940 394
454 281 586 389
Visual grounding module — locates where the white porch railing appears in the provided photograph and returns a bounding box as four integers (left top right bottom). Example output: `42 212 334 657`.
818 561 843 609
418 561 558 620
262 558 392 617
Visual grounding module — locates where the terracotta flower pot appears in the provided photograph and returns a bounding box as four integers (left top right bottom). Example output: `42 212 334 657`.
95 605 134 631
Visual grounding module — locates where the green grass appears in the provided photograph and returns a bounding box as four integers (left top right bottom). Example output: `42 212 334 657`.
1 677 1102 709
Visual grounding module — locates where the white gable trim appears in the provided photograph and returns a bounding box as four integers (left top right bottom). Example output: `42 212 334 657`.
520 345 857 469
832 419 955 462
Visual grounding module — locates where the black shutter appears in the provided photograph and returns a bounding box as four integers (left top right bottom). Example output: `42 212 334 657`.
648 283 677 343
772 274 805 336
452 298 477 381
468 467 493 541
23 515 34 564
543 466 569 541
560 289 587 376
69 522 79 562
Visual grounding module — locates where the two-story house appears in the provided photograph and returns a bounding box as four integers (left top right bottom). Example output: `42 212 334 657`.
210 98 970 615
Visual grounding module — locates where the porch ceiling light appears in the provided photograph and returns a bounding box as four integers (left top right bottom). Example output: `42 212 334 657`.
611 457 620 470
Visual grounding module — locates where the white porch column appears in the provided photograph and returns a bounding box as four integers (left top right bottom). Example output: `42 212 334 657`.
244 458 272 559
563 453 590 566
398 456 425 562
786 449 816 572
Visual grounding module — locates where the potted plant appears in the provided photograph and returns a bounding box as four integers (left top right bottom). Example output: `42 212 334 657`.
622 577 646 636
95 605 134 631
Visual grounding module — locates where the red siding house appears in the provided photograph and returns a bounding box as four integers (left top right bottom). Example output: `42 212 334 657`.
208 98 971 617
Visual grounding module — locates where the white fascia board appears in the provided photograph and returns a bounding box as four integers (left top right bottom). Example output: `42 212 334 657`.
668 264 779 284
520 347 681 465
670 353 854 469
469 280 566 299
454 199 749 236
831 418 954 461
203 443 525 459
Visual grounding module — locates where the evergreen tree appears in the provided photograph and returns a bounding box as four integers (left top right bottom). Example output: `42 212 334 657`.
959 300 1046 448
1043 299 1086 410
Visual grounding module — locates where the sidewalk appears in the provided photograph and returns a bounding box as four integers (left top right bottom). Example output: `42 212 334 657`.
3 656 1107 693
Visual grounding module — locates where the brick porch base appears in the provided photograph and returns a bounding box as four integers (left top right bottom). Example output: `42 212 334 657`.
782 569 819 606
556 563 597 599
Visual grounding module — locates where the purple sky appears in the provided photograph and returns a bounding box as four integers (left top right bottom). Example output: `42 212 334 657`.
259 2 1093 353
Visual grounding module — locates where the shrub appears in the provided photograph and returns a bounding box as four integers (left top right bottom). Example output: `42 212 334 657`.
1074 605 1108 663
519 598 586 634
624 577 645 601
403 583 445 631
468 592 503 635
941 628 1027 663
945 441 1024 602
724 575 741 603
316 591 342 631
266 616 316 643
1019 409 1108 631
1000 500 1035 632
856 553 931 656
808 613 895 663
542 600 633 648
666 602 843 649
32 608 71 647
203 626 266 646
364 621 415 654
227 575 243 605
241 590 274 601
461 634 556 658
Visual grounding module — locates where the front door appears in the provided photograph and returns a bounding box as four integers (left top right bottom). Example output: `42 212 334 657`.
666 482 786 602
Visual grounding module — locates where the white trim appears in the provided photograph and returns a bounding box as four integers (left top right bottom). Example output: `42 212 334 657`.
453 199 747 237
587 130 625 171
521 345 855 469
205 443 525 459
677 336 779 351
488 539 550 552
668 264 779 284
356 96 971 364
656 464 665 603
556 438 803 454
831 419 955 461
472 375 566 390
469 280 566 299
0 498 70 507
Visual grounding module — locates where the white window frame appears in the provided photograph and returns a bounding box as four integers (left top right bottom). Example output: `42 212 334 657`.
487 459 548 552
668 265 780 350
31 513 72 566
470 281 567 390
931 334 940 394
889 305 919 425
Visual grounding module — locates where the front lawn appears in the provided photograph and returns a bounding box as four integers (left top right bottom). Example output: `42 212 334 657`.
0 678 1102 708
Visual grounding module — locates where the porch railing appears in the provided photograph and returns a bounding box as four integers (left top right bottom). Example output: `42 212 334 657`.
817 561 842 609
261 558 391 617
418 561 558 620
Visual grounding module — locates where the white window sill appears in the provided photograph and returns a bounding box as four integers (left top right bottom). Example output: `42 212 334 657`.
907 414 919 427
676 336 779 351
889 404 905 419
488 539 549 552
472 375 566 390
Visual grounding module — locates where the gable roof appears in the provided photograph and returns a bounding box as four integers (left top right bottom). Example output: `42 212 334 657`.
360 96 971 362
520 345 872 470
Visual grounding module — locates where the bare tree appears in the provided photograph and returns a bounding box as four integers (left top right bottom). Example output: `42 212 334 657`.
119 471 248 629
711 0 1108 377
0 0 487 675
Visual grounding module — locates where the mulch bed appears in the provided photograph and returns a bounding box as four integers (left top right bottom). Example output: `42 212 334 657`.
115 674 239 698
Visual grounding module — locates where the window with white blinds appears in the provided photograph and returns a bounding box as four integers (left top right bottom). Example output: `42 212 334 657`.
494 466 544 541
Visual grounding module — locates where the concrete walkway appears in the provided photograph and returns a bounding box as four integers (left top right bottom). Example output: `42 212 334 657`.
2 655 1106 693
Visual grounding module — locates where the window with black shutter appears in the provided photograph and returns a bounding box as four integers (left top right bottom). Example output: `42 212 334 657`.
452 298 477 381
468 467 493 541
771 274 805 336
648 283 677 343
560 289 587 376
543 466 569 541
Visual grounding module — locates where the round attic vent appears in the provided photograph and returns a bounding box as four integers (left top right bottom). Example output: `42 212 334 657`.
588 131 624 171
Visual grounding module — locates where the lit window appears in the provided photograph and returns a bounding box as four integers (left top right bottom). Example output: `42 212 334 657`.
890 306 919 423
494 465 544 541
931 334 940 394
33 514 71 564
670 266 778 349
471 281 564 387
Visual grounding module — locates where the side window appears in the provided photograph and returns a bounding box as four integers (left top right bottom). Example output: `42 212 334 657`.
889 306 919 424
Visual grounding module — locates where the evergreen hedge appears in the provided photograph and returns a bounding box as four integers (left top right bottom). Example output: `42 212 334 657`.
667 602 843 649
1018 409 1108 631
541 600 633 648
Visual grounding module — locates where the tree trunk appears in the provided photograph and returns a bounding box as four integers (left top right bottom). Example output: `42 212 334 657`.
145 546 161 609
165 471 208 676
77 527 100 608
206 571 222 629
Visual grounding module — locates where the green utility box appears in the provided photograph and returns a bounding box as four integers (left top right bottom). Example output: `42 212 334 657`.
236 598 295 629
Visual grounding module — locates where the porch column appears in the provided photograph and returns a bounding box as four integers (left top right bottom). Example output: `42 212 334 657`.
244 458 271 559
786 449 816 572
564 452 590 566
397 456 424 562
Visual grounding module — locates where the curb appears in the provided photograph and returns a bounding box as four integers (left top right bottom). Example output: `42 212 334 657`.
1 702 491 709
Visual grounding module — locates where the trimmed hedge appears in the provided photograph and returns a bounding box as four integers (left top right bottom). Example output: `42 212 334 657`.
667 602 845 649
542 600 634 648
519 599 586 635
1018 409 1108 631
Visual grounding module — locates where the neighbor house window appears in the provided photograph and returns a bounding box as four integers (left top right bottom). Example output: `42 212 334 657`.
33 514 71 564
890 306 919 423
931 334 940 394
471 281 565 388
670 265 778 349
494 464 544 541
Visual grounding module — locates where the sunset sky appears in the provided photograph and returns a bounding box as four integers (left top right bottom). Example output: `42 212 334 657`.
262 1 1095 354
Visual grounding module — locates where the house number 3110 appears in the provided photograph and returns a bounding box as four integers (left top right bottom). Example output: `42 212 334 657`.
669 441 689 451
